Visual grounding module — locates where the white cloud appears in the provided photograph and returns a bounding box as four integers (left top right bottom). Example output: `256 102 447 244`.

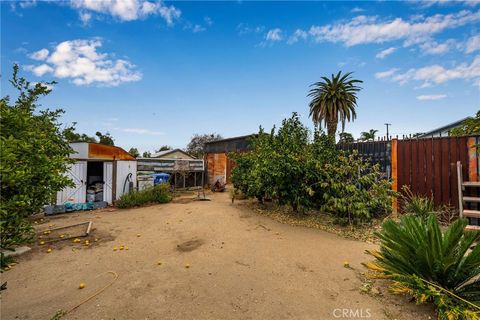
122 128 164 135
192 24 206 33
204 16 213 26
416 94 448 100
375 68 399 79
79 11 92 24
383 55 480 87
466 35 480 53
376 47 397 59
26 39 142 86
265 28 283 42
419 39 457 54
237 23 264 35
307 10 480 47
287 29 308 44
29 48 49 60
351 7 365 13
415 0 480 8
70 0 181 24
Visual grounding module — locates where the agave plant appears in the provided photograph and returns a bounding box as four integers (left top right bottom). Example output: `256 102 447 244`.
366 215 480 319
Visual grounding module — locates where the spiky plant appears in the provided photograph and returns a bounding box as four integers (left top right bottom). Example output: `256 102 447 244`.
402 187 437 221
308 71 362 142
365 215 480 319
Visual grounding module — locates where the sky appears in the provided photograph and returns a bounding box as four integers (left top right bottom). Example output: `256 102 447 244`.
1 0 480 153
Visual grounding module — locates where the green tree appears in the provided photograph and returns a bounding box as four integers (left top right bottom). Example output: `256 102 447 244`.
308 71 362 142
142 151 151 158
156 145 171 152
186 133 223 158
360 129 378 141
128 147 140 158
450 110 480 136
338 132 354 144
63 126 97 143
95 131 114 146
1 65 74 250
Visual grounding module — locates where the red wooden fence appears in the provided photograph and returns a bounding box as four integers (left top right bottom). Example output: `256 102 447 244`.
392 136 478 211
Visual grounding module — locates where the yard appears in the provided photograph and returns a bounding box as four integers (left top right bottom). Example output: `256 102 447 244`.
2 192 434 320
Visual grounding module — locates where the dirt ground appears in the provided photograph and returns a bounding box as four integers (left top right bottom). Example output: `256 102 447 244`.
1 192 435 320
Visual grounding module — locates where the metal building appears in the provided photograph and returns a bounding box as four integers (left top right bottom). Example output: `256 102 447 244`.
56 142 137 205
204 135 253 185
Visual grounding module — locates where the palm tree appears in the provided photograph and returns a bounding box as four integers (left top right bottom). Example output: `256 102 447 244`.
308 71 362 142
360 129 378 141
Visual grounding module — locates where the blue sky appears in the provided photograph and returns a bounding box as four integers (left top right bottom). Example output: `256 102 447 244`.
2 0 479 152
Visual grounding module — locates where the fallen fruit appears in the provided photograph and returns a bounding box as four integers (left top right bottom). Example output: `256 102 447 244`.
136 234 141 237
39 241 45 245
185 263 190 269
73 238 81 243
125 246 129 250
343 261 350 268
59 234 65 238
113 247 118 251
157 261 162 265
79 283 85 289
119 245 124 250
47 248 52 253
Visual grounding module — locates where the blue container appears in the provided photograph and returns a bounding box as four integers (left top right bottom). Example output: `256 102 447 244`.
152 173 170 185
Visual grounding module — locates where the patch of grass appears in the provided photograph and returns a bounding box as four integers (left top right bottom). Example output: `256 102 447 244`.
116 184 172 209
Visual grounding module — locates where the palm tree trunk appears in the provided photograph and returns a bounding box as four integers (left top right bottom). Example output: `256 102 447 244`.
326 119 338 142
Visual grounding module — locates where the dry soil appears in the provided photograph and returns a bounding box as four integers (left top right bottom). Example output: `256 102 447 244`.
1 192 435 320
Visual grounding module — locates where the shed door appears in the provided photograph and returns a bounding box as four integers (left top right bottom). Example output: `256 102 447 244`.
56 161 87 204
103 162 113 204
116 161 137 200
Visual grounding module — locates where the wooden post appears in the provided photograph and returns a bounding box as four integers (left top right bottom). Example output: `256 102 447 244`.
468 137 478 182
391 139 398 213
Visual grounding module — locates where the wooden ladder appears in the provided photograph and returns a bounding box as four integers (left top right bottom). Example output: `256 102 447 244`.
457 161 480 231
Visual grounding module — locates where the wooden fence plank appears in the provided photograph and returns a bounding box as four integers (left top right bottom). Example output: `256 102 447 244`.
433 139 443 207
440 138 450 206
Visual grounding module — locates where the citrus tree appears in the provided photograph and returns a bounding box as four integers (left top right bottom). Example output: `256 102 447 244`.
1 65 74 251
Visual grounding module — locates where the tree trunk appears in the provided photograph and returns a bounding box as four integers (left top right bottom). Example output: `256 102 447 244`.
326 118 338 143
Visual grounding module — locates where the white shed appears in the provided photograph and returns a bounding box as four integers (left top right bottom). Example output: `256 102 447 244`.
56 142 137 205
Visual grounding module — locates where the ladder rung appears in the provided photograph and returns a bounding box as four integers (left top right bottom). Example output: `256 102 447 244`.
465 225 480 231
463 210 480 218
462 181 480 187
463 196 480 203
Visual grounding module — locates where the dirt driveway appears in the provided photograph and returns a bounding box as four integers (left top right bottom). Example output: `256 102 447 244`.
2 192 434 320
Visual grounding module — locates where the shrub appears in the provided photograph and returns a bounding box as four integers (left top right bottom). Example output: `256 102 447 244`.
231 112 394 222
116 184 172 209
402 187 436 221
320 151 395 224
365 215 480 319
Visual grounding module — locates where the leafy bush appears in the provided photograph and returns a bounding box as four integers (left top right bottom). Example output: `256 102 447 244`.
231 112 394 222
116 184 172 208
365 215 480 319
320 152 395 224
1 65 75 251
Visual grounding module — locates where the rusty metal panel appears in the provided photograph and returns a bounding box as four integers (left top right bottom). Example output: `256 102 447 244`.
88 144 135 161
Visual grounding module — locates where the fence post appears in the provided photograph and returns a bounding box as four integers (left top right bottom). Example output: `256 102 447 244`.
468 137 478 182
391 138 398 214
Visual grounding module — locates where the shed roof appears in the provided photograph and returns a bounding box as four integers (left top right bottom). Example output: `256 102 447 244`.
70 142 135 161
417 117 470 138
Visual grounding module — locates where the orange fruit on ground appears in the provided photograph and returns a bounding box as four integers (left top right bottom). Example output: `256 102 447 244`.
79 283 85 289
